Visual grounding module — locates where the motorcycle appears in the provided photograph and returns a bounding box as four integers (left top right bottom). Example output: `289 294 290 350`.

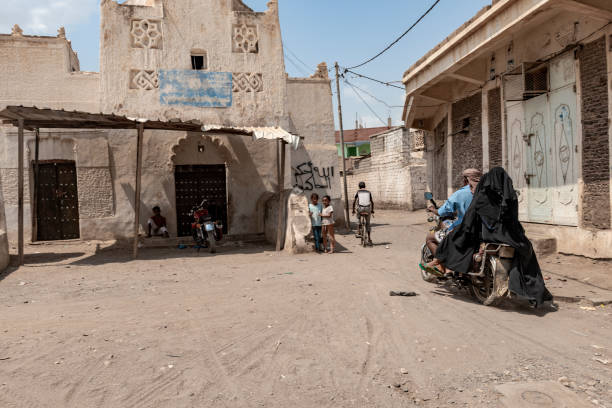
189 199 223 253
420 192 515 306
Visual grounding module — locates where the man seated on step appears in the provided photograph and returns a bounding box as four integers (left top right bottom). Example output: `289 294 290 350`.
147 206 170 238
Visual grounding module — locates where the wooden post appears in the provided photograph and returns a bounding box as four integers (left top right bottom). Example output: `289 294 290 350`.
32 128 40 242
335 62 351 230
275 139 286 252
17 118 24 265
133 124 144 259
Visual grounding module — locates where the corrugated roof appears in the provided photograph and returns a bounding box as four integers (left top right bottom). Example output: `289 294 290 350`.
0 107 301 148
0 106 204 132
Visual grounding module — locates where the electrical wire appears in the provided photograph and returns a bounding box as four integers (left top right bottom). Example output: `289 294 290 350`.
346 0 442 70
284 45 314 73
344 80 388 127
344 80 403 109
284 53 310 77
344 69 405 90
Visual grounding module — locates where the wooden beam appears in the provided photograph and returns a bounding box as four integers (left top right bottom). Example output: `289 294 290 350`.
17 118 24 266
276 139 286 252
133 123 144 259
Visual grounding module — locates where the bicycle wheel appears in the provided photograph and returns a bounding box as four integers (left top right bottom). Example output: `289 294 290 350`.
360 217 367 247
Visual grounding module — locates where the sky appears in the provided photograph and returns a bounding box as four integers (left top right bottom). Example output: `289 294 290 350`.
0 0 491 130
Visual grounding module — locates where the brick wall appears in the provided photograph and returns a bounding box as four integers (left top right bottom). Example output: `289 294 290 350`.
341 128 426 210
487 88 503 168
433 117 448 199
579 36 611 230
452 93 483 189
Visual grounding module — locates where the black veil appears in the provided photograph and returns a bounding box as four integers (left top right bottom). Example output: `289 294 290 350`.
435 167 552 306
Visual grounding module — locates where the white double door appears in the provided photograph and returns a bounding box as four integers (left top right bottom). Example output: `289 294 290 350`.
505 52 580 226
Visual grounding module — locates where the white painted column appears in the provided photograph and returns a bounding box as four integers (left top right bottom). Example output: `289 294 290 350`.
481 87 490 172
446 102 454 197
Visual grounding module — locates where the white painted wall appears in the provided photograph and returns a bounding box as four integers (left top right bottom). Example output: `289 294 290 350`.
286 76 341 205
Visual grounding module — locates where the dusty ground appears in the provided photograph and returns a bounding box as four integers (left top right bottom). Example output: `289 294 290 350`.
0 211 610 408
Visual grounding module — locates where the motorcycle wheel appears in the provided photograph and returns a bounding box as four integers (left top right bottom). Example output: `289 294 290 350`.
207 231 216 254
469 258 498 305
420 244 437 283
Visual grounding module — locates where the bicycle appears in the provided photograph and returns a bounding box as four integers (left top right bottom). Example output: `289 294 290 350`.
357 211 373 247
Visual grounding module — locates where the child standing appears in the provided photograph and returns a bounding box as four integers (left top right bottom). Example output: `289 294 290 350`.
308 193 323 253
321 195 335 254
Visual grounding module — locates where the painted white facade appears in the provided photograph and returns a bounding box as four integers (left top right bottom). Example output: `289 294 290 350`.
0 0 340 248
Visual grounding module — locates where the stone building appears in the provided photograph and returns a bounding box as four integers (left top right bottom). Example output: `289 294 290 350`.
341 127 427 211
0 0 341 246
402 0 612 258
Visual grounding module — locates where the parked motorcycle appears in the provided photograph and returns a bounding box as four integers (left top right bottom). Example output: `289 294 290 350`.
189 199 223 253
420 192 515 306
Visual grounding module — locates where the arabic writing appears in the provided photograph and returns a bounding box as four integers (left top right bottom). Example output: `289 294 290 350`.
293 162 335 191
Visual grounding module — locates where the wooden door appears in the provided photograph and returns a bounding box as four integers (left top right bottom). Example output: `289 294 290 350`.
36 161 80 241
175 165 228 237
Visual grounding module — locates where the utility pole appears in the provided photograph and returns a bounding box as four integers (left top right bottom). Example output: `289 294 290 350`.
335 62 351 230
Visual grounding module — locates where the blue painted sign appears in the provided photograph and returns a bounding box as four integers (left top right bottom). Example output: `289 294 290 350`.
159 70 232 108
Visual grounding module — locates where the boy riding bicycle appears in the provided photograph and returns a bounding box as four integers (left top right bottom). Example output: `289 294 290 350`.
352 181 374 246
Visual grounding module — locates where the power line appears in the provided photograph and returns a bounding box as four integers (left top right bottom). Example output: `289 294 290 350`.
345 69 405 90
345 80 387 127
284 53 310 77
346 0 442 70
284 45 314 73
345 80 403 109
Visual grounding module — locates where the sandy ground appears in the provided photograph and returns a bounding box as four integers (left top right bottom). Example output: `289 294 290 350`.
0 211 610 408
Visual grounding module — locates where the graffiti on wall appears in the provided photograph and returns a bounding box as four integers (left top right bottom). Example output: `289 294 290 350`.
293 162 335 190
159 70 232 107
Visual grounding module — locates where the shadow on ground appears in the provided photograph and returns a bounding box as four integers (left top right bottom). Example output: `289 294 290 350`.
428 282 557 317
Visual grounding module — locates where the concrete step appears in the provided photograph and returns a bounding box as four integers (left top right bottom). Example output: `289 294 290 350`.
526 232 557 256
140 233 267 249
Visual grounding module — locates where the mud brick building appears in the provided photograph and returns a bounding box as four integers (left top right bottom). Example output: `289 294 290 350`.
403 0 612 258
341 127 427 211
0 0 341 246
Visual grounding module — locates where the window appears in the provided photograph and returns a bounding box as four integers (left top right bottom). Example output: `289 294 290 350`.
191 51 207 70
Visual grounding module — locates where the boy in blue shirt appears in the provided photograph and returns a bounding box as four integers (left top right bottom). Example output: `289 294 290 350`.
308 193 323 253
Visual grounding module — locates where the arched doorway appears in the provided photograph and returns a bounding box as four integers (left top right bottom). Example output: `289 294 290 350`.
171 134 229 237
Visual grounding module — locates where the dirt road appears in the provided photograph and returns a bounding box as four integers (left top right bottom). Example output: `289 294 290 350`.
0 211 610 407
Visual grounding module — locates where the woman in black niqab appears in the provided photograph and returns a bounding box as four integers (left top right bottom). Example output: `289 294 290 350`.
435 167 553 307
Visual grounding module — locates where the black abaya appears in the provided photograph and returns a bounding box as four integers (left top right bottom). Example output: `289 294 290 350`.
435 167 553 306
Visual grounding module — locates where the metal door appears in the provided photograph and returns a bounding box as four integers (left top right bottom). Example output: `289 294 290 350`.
175 164 228 237
505 100 529 221
36 161 80 241
549 52 579 226
525 93 553 223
